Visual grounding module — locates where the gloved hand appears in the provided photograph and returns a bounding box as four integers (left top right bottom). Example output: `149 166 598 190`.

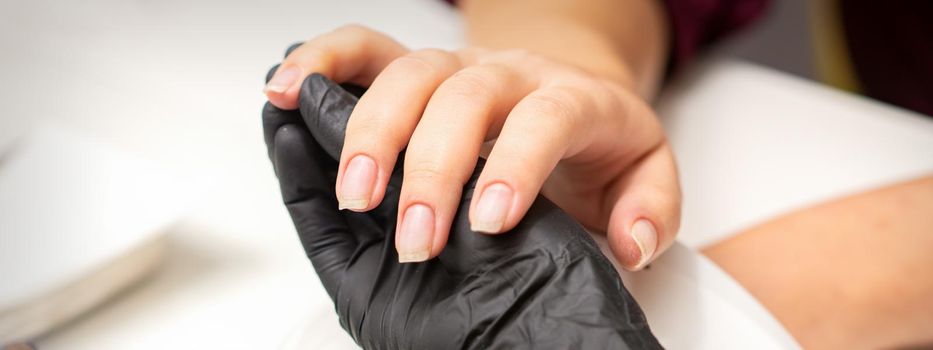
263 48 661 349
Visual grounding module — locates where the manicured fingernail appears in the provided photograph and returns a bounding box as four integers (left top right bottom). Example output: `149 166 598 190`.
471 183 513 233
264 66 300 93
631 219 658 270
338 155 377 210
398 204 434 263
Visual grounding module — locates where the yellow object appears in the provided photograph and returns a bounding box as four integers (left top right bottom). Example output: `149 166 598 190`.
810 0 860 92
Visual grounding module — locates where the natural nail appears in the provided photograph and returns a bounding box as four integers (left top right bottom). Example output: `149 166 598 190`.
471 183 513 233
264 66 300 94
630 219 658 270
338 155 377 210
398 204 435 263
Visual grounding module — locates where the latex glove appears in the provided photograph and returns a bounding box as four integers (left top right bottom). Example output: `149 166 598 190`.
263 63 660 349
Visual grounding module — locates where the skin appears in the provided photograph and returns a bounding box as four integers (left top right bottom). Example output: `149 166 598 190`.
264 0 678 270
704 176 933 349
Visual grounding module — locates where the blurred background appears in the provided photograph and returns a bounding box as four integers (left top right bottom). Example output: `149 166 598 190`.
1 0 930 349
0 1 462 348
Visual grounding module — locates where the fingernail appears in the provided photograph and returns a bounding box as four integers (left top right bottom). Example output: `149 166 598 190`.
338 155 377 210
471 183 513 233
631 219 658 270
398 204 434 263
264 66 300 93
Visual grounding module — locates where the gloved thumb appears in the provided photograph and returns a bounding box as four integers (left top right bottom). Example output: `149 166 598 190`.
298 73 362 160
263 97 359 300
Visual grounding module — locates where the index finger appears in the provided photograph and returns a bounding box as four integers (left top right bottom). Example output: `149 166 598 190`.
264 25 409 110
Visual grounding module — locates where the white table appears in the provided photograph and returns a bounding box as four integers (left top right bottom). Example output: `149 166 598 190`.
1 0 931 348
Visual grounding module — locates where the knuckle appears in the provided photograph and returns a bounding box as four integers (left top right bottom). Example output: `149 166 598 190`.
496 48 535 62
409 48 454 62
345 118 381 139
332 23 373 37
404 162 455 185
389 55 436 74
491 154 535 177
346 118 405 150
388 50 454 77
441 68 499 100
300 44 331 62
329 24 383 52
487 49 553 69
523 89 584 130
289 42 336 73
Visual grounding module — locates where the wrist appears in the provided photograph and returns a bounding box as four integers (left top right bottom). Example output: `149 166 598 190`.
466 19 637 89
462 0 669 99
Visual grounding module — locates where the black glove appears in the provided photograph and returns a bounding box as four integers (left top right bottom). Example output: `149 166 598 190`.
263 51 660 349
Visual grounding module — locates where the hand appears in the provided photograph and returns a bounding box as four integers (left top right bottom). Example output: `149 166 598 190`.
262 71 660 349
265 25 681 270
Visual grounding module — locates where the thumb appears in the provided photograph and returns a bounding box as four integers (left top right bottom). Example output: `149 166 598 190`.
265 103 357 299
605 142 682 271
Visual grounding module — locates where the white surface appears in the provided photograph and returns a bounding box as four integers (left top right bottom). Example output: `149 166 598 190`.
616 242 799 349
0 1 463 349
0 0 930 349
0 125 187 311
0 125 186 342
660 61 933 248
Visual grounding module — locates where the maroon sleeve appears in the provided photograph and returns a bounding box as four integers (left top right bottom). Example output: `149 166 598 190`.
442 0 769 73
661 0 770 71
840 0 933 116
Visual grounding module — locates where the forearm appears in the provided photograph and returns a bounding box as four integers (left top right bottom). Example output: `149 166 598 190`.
461 0 669 98
704 176 933 348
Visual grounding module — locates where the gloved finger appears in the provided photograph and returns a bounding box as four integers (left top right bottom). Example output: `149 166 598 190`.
440 158 557 272
266 64 281 85
297 73 361 160
335 49 462 213
264 25 410 110
262 100 304 162
469 85 593 235
294 73 398 227
604 142 681 271
392 64 533 262
285 41 303 58
272 123 358 298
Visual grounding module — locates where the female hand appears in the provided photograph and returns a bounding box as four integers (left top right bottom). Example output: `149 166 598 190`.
264 25 681 270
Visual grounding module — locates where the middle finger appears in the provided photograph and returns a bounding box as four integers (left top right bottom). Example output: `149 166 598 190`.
395 64 536 262
336 49 462 211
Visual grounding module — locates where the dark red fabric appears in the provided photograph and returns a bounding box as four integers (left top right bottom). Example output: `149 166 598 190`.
841 0 933 116
660 0 770 70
